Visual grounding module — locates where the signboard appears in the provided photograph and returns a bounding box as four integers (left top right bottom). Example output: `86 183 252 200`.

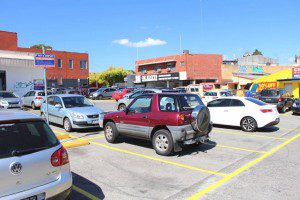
33 79 45 90
258 82 277 91
34 54 55 68
141 73 180 82
202 83 214 92
292 66 300 79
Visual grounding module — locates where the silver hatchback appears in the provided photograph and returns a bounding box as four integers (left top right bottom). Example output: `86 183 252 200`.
0 111 72 200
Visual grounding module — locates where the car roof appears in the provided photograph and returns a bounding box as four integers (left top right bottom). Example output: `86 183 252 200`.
50 94 83 98
0 110 41 121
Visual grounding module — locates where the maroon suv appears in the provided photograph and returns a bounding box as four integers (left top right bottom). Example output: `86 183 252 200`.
102 93 212 156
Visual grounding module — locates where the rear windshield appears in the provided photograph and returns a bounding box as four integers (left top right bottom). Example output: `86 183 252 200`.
179 94 204 111
0 121 59 159
0 92 18 98
261 90 279 97
220 92 231 96
37 92 52 96
246 98 267 106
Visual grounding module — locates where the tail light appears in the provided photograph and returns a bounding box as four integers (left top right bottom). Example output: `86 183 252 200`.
51 146 69 167
178 114 190 125
212 96 218 99
278 98 282 102
35 96 43 100
202 97 205 99
260 109 273 113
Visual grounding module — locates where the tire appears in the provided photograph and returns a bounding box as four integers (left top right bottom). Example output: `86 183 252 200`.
104 122 119 143
241 117 257 132
63 118 73 132
31 102 36 110
98 95 103 100
118 104 126 111
152 129 174 156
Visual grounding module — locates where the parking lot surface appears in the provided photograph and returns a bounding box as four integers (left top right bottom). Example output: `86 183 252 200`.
29 100 300 200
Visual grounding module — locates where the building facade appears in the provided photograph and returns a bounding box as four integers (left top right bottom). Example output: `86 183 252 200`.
135 51 223 88
0 30 89 88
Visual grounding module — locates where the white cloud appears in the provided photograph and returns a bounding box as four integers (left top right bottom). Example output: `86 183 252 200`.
113 38 167 48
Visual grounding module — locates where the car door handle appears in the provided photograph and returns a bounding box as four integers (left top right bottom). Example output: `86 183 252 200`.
142 116 148 119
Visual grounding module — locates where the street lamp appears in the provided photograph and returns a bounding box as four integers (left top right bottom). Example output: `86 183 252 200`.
77 78 80 90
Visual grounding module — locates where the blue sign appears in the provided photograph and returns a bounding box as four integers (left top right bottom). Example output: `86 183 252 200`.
34 54 55 68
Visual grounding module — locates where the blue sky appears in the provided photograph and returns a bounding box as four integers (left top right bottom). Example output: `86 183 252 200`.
0 0 299 72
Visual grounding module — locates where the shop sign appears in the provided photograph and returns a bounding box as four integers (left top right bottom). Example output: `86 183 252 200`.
158 73 179 81
258 82 277 91
33 79 45 90
34 54 55 68
292 66 300 79
202 83 214 92
141 75 157 82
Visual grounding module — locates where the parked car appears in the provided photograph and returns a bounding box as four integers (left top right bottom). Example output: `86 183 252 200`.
57 89 81 95
259 88 294 113
84 87 98 98
292 99 300 114
116 89 156 110
101 93 212 156
207 97 280 132
21 90 53 110
112 88 135 101
202 90 232 104
40 94 103 132
0 91 21 109
0 111 72 199
90 88 117 100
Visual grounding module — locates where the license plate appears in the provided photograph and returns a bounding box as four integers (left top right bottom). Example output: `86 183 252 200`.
9 104 19 108
92 120 99 124
22 193 45 200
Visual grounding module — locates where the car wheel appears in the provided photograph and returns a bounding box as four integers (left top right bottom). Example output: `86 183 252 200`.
241 117 257 132
152 129 173 156
118 104 126 111
31 102 36 110
98 95 103 100
63 118 73 132
104 122 119 143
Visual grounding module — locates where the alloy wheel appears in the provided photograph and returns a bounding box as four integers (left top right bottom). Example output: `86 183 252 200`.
155 134 169 152
105 125 113 140
242 118 255 131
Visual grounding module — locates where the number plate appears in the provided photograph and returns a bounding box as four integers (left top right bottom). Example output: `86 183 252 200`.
92 120 99 124
22 193 45 200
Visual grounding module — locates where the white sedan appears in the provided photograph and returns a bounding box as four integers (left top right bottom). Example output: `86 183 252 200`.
202 90 232 105
207 97 280 132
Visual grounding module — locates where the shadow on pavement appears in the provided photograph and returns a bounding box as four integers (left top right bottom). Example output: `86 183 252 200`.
213 124 280 133
71 172 105 200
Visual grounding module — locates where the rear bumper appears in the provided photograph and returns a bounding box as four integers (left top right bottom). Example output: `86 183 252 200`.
263 117 280 127
48 187 71 200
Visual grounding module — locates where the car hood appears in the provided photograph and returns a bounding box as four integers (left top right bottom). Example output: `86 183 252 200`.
1 98 20 103
67 106 104 115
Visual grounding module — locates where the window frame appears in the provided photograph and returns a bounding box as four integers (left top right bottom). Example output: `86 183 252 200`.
80 60 87 69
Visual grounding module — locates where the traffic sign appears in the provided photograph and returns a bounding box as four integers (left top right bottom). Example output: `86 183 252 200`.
34 54 55 68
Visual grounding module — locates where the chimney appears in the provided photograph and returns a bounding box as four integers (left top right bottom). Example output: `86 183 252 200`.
183 50 189 54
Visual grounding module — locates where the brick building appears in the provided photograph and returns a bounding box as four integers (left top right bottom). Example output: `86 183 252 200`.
135 51 223 88
0 30 89 88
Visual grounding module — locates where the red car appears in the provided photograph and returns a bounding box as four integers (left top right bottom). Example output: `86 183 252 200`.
101 93 212 156
112 88 134 101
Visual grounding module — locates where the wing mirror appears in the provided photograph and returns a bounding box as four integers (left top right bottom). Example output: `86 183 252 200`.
54 104 62 109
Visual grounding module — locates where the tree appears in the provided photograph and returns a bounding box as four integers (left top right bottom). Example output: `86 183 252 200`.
89 66 133 86
30 44 53 50
252 49 263 56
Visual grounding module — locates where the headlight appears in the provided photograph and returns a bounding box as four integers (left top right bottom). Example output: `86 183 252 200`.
0 100 8 105
71 112 85 119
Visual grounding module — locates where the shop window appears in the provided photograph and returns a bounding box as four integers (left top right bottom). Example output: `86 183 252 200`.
57 59 62 68
139 66 147 74
154 65 162 73
80 60 87 69
166 62 176 72
69 59 73 69
180 61 185 67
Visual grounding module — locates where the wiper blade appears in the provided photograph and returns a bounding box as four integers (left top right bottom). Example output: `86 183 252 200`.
11 147 49 156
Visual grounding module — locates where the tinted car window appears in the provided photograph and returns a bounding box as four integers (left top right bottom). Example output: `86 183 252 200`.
246 98 267 106
47 96 55 105
0 92 18 98
129 96 152 114
230 99 245 107
208 99 231 107
38 91 52 96
261 90 279 97
179 94 203 111
0 121 59 159
159 96 177 112
54 96 62 105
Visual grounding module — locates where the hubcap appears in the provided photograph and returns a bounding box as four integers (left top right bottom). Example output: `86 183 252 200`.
64 120 70 130
105 126 113 139
119 105 125 111
155 134 169 152
242 118 254 131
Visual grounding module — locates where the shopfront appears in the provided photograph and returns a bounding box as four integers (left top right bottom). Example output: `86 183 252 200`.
139 72 189 88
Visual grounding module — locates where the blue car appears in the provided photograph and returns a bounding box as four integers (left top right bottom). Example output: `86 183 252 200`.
292 99 300 115
41 94 104 132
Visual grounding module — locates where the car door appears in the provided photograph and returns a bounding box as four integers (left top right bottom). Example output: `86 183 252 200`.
226 99 246 126
118 95 152 138
46 96 55 122
21 91 30 106
24 91 35 106
207 99 231 125
51 96 64 124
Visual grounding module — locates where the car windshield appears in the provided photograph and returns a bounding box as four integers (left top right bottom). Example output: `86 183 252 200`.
0 92 18 98
246 97 268 106
38 91 52 96
0 121 59 159
62 96 93 108
261 90 279 96
179 94 204 111
220 92 231 96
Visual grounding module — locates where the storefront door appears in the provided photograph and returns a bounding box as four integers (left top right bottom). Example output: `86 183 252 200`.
0 70 6 91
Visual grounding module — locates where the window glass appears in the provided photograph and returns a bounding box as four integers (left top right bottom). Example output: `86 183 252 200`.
204 92 210 96
230 99 245 107
207 99 231 107
0 92 17 98
179 94 203 111
246 98 267 106
211 92 217 96
30 91 35 96
62 96 93 108
191 88 199 92
69 59 73 69
166 62 176 71
129 97 152 114
54 96 62 105
0 121 59 159
80 60 87 69
180 61 185 66
131 91 143 98
159 96 177 112
57 59 62 68
47 96 55 105
220 92 231 96
37 91 52 96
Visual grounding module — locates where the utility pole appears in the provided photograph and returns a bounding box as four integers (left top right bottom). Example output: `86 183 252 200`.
42 46 49 124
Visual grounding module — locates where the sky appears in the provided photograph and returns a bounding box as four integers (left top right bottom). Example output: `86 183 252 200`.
0 0 299 72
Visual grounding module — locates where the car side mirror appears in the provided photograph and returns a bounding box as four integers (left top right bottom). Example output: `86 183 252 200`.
55 104 62 109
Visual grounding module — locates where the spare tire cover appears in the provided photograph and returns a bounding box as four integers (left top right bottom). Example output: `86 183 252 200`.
191 105 211 133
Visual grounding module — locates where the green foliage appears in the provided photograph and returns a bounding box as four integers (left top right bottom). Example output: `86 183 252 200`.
252 49 263 56
30 44 53 50
89 66 133 86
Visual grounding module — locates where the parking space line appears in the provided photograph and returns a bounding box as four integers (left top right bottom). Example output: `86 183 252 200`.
206 143 267 154
60 132 228 177
188 133 300 200
212 129 288 140
73 185 101 200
